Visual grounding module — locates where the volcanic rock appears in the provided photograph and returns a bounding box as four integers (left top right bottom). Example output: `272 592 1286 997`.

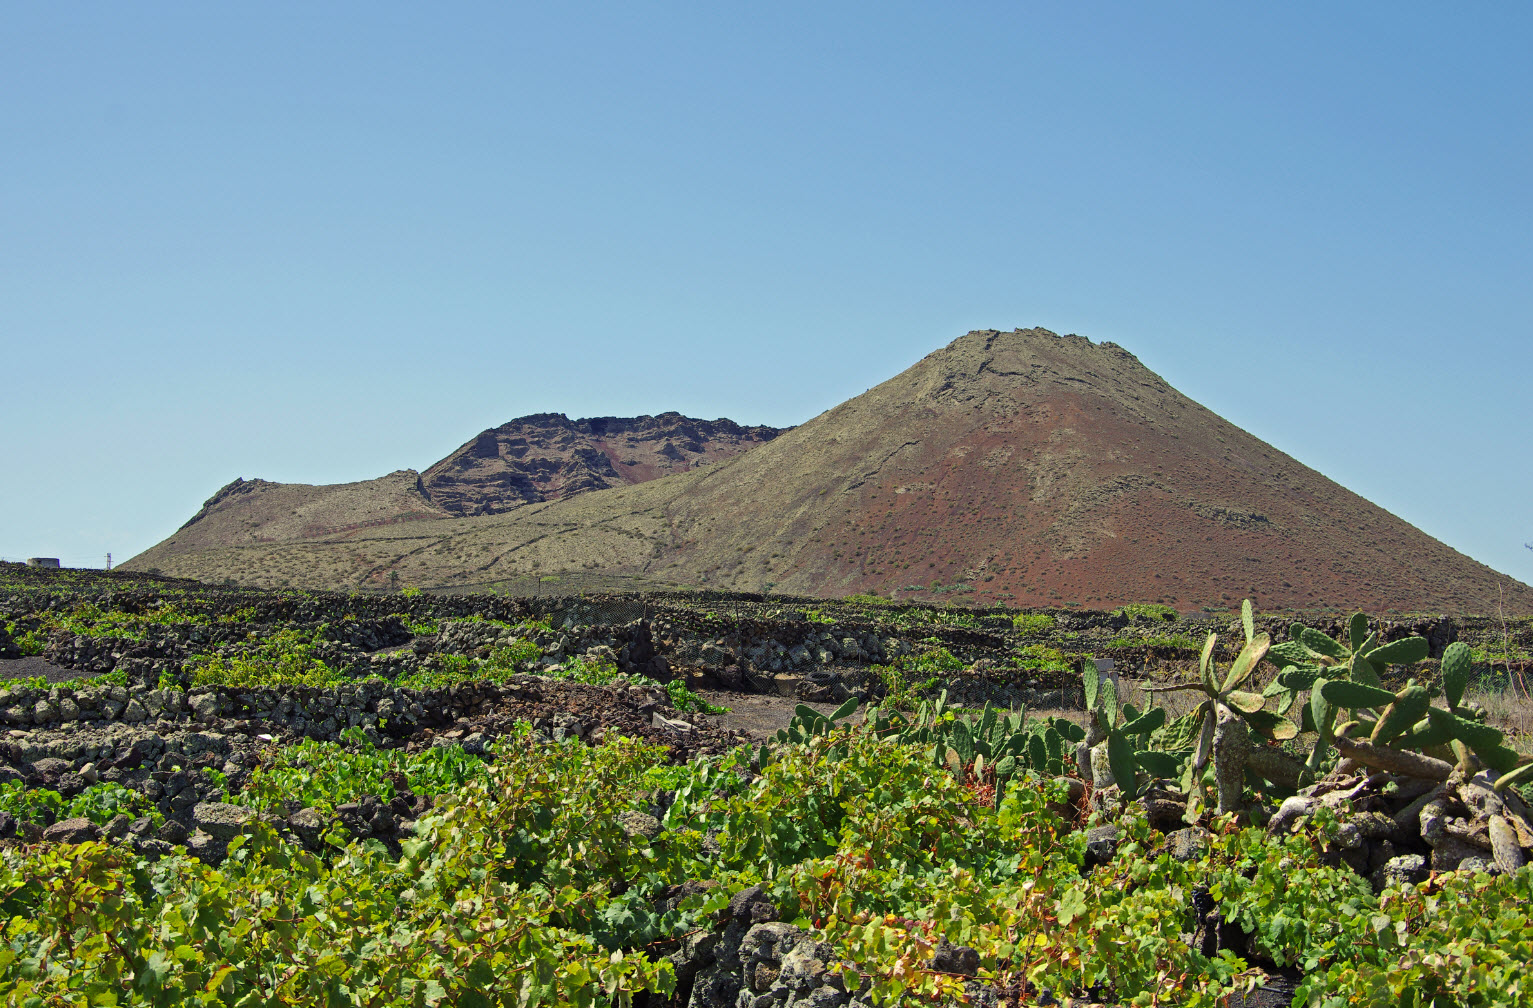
192 801 253 840
42 817 99 844
421 412 783 515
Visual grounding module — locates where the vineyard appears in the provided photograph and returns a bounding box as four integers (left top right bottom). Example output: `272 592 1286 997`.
2 562 1532 1006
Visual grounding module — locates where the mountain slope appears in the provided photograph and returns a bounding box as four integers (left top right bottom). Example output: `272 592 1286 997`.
126 413 783 589
126 329 1533 613
164 471 452 552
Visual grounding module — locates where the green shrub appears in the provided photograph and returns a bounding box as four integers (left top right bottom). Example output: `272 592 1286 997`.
65 782 164 829
0 780 161 829
549 655 622 688
661 681 728 715
1011 612 1056 636
40 601 193 643
1013 642 1075 674
0 780 62 825
900 646 965 675
393 655 475 690
396 612 440 634
1 676 50 691
1470 642 1531 666
4 622 46 656
1113 603 1180 622
870 646 965 710
1298 865 1533 1005
393 639 543 690
233 729 489 817
186 629 352 688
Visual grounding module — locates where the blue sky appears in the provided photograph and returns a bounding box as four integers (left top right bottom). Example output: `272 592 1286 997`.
2 3 1530 588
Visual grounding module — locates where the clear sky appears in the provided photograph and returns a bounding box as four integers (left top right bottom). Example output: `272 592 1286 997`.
3 3 1530 588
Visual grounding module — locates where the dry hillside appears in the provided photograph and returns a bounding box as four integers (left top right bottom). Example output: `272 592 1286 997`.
126 329 1533 614
133 413 782 587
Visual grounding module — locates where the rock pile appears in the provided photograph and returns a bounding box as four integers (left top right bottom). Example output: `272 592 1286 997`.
1270 763 1533 886
0 675 741 755
659 885 873 1008
1071 758 1533 898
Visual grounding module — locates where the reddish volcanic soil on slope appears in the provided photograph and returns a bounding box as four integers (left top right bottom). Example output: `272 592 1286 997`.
634 329 1533 613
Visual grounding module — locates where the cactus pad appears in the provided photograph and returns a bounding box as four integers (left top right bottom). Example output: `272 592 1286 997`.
1321 680 1397 709
1441 641 1471 710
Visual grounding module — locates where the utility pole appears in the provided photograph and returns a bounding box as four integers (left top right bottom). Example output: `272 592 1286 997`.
105 553 112 570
